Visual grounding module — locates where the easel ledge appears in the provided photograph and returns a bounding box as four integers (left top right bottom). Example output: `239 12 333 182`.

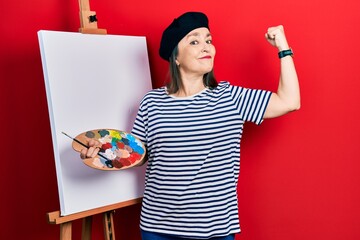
47 198 142 240
48 198 142 224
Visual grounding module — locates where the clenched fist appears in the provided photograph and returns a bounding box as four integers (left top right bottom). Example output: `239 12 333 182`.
265 25 290 51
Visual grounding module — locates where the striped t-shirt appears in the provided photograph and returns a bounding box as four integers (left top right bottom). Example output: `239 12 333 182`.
131 81 271 239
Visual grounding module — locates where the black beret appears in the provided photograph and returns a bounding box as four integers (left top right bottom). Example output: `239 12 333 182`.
159 12 209 61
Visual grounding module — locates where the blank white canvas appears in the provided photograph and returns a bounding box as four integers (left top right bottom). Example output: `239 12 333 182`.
38 30 152 216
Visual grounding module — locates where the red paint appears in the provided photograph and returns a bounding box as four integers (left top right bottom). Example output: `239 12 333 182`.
117 142 125 149
101 142 112 150
112 160 123 169
119 158 132 167
128 153 141 164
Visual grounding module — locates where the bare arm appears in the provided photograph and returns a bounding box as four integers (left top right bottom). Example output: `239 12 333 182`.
263 25 300 119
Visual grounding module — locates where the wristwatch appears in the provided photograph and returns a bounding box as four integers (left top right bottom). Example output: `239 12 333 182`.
278 49 294 59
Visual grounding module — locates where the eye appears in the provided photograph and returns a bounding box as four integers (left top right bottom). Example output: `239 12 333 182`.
206 39 212 44
190 40 199 45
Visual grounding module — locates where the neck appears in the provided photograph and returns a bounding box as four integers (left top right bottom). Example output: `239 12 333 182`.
174 76 205 97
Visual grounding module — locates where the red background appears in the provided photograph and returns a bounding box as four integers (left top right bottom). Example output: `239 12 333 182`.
1 0 359 239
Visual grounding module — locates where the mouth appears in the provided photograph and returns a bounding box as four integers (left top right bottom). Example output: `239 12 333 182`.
199 55 212 59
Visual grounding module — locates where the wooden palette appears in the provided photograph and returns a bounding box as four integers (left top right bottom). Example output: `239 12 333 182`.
72 129 146 171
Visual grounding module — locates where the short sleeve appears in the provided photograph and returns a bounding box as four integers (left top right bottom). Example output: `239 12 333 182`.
234 87 272 125
131 98 148 145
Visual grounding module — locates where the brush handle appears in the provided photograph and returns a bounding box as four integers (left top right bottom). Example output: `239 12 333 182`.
72 137 89 149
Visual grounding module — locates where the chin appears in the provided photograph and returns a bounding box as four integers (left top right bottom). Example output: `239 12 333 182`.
203 67 214 74
199 64 213 72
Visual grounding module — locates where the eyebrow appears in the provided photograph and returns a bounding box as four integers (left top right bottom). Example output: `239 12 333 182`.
186 32 212 38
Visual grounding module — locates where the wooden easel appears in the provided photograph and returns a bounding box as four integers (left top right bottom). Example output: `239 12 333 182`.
47 198 142 240
78 0 107 34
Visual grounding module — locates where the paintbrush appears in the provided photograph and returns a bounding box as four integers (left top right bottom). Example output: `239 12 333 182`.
61 131 112 162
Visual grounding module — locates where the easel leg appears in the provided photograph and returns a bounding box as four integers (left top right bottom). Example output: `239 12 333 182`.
82 216 92 240
60 222 72 240
103 211 116 240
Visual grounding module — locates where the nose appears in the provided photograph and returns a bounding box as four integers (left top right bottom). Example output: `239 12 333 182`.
202 43 210 52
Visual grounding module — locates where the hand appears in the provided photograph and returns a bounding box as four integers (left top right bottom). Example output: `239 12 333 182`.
265 25 290 51
79 139 102 159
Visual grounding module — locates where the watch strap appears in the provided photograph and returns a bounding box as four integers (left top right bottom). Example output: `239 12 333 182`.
278 49 293 58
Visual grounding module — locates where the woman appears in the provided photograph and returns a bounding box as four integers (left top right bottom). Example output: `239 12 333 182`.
81 11 300 240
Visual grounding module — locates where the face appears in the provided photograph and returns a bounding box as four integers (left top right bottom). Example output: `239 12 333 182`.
176 27 215 77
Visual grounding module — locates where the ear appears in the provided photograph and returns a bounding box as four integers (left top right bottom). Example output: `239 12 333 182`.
175 58 180 66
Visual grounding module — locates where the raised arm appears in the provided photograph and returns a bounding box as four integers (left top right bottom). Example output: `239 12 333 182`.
264 25 300 119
